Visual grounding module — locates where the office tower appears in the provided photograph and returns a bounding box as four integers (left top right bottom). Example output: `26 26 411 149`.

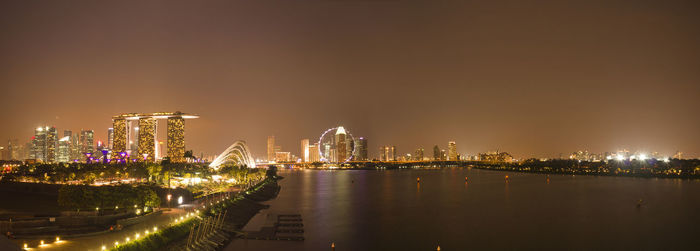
107 128 114 150
33 127 47 161
57 136 71 162
379 146 386 161
112 118 127 153
448 141 457 161
8 139 19 160
300 139 309 162
379 146 396 161
335 126 347 162
45 127 58 163
441 149 447 160
79 129 94 155
167 116 186 162
267 136 275 162
415 148 424 161
137 117 156 161
355 137 368 161
389 146 396 161
309 143 320 162
433 145 441 161
69 133 80 161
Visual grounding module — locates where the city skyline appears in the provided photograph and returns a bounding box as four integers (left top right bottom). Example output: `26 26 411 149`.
1 1 699 159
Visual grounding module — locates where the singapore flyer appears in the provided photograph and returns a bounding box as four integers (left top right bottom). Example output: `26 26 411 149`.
318 126 356 163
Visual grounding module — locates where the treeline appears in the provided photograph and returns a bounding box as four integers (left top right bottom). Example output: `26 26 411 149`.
473 158 700 178
57 184 161 211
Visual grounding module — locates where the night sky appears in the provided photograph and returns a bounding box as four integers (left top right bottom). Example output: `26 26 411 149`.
1 0 698 159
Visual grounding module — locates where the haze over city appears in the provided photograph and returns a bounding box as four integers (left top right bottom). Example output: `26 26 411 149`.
1 0 699 159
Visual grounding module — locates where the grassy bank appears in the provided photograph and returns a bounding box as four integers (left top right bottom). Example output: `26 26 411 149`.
111 177 280 251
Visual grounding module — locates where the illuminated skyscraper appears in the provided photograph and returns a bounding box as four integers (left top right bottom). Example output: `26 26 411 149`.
379 146 396 161
33 127 47 161
300 139 309 162
112 118 127 153
46 127 58 163
309 143 320 162
355 137 368 161
267 136 275 162
335 126 347 162
448 141 458 161
167 116 186 162
138 117 156 161
57 136 71 162
79 129 94 155
107 128 114 150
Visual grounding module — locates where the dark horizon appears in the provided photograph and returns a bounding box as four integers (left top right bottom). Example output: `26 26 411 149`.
1 0 699 159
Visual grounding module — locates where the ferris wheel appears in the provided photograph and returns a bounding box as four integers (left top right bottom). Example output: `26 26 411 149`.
318 126 356 163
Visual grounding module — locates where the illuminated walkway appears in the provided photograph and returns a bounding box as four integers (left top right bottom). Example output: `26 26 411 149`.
14 207 192 251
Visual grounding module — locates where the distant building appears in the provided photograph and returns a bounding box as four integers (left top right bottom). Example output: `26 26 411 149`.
57 136 71 163
267 136 275 162
441 149 447 160
433 145 440 161
335 126 348 162
309 143 320 162
479 151 513 162
379 146 396 161
448 141 457 161
32 127 47 162
107 128 114 150
300 139 309 162
45 127 58 163
354 137 368 161
80 129 95 155
673 151 683 159
414 148 424 161
166 116 186 162
275 152 291 162
137 117 155 161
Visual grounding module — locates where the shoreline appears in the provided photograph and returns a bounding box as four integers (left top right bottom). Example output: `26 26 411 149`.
293 165 700 180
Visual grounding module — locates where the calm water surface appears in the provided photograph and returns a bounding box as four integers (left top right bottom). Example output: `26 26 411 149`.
226 168 700 250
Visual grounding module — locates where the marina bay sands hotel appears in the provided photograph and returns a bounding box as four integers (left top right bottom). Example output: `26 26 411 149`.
112 112 199 162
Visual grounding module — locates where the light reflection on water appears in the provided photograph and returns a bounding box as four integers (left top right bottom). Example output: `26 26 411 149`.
226 168 700 250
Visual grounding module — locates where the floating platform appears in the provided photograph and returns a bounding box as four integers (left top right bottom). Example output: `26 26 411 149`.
243 214 304 241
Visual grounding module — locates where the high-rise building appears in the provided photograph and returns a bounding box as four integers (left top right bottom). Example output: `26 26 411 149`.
300 139 310 162
354 137 368 161
309 143 320 162
33 127 47 162
414 148 424 161
335 126 347 162
137 117 156 161
8 139 19 160
379 146 396 161
267 136 275 162
112 118 127 153
441 149 447 160
107 128 114 150
167 116 186 162
69 132 80 161
46 127 58 163
57 136 71 163
79 129 94 155
448 141 458 161
433 145 441 161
